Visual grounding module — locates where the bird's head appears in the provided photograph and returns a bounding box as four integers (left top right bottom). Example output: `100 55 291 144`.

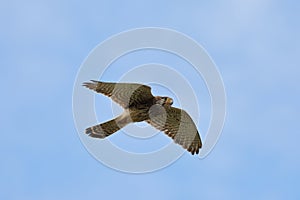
155 96 173 107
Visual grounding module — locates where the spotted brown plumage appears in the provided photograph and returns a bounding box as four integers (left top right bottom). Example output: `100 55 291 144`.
83 80 202 155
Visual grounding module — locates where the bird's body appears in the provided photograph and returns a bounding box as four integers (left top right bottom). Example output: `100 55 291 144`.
83 80 202 155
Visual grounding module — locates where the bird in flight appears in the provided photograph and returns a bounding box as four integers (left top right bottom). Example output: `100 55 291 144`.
83 80 202 155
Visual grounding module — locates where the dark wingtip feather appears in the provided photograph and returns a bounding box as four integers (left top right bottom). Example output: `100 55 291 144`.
186 143 200 155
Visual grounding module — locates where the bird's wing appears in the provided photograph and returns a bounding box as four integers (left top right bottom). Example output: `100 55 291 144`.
83 80 154 108
146 106 202 155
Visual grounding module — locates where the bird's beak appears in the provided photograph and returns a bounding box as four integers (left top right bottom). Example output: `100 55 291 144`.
166 98 173 105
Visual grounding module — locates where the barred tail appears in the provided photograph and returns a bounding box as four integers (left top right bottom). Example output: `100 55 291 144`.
85 112 131 138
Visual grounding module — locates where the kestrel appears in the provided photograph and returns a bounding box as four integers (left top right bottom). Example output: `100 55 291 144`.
83 80 202 155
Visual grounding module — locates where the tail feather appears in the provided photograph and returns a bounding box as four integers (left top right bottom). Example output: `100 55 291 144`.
85 113 131 138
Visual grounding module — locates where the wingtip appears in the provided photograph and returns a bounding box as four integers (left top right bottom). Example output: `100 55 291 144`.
187 143 201 155
82 82 89 87
189 149 199 155
82 81 98 90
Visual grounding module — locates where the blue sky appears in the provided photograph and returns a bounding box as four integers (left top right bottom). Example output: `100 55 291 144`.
1 0 299 199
